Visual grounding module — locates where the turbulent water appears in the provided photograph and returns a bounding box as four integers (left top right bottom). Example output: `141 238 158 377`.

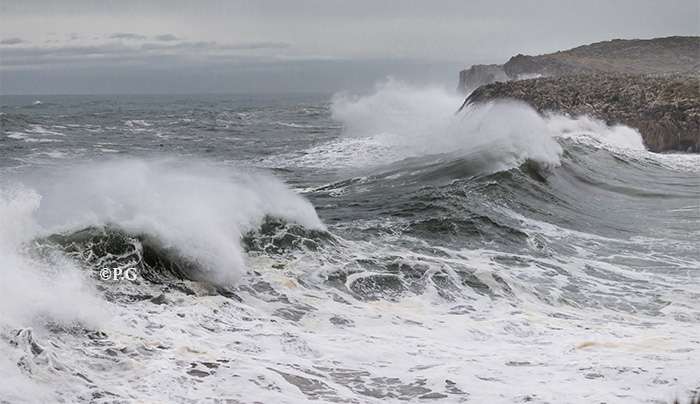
1 81 698 403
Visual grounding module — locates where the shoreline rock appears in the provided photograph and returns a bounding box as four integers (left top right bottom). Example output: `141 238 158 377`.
457 36 700 152
463 73 700 153
456 64 509 94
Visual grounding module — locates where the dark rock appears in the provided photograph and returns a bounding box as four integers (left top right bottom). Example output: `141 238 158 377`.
503 37 700 78
458 36 700 153
503 53 585 78
457 64 508 93
464 73 700 153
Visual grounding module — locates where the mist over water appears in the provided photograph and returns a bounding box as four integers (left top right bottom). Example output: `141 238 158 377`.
0 83 698 403
23 159 322 284
329 80 563 169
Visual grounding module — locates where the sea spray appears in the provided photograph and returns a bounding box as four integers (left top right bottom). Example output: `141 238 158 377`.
0 186 105 327
0 91 696 403
9 159 324 286
330 79 563 169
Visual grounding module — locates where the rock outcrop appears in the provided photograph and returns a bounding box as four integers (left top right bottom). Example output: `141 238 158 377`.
457 64 509 93
458 36 700 152
503 36 700 78
464 73 700 152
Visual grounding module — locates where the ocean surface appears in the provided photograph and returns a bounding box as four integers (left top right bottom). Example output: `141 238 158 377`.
1 81 698 403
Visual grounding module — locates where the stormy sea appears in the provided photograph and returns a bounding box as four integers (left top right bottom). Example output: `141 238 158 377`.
1 81 698 403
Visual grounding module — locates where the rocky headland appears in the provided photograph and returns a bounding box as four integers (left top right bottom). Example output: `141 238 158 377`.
458 36 700 152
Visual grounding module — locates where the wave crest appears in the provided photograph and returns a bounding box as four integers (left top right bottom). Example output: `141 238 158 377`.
328 79 563 172
8 158 324 286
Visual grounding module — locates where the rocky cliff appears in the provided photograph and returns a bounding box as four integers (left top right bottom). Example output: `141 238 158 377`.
503 36 700 78
457 64 509 93
458 36 700 152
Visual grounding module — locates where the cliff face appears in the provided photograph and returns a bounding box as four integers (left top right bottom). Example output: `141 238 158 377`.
465 74 700 152
503 36 700 78
456 64 509 93
458 36 700 152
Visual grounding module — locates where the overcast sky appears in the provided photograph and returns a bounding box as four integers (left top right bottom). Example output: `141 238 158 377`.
1 0 698 94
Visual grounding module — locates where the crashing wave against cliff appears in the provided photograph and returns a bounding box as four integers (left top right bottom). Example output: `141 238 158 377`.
457 36 700 152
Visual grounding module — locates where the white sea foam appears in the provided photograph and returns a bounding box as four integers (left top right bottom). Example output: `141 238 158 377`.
0 159 324 400
1 90 696 403
329 79 563 168
14 158 324 286
124 119 151 128
0 187 105 328
275 80 652 173
6 125 66 143
546 113 646 151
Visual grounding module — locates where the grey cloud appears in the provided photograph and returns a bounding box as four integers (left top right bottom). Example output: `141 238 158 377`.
110 32 147 40
153 34 179 41
0 40 291 69
0 38 25 45
2 43 131 58
222 41 290 50
0 0 697 94
140 41 213 51
141 41 290 51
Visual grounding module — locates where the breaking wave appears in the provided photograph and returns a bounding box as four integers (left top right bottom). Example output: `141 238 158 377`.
1 88 698 403
0 159 324 323
282 80 646 176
